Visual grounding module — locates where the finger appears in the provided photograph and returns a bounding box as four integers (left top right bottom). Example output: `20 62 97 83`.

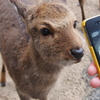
90 77 100 88
87 63 98 76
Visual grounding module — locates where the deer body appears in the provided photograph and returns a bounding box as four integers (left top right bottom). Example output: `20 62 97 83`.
0 0 84 100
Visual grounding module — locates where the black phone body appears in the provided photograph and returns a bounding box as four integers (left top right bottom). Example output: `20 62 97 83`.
82 15 100 76
85 16 100 64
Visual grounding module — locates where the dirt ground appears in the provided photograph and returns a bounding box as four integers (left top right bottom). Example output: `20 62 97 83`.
0 0 100 100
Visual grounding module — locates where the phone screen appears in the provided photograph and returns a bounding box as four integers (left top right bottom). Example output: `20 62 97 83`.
89 30 100 65
85 16 100 65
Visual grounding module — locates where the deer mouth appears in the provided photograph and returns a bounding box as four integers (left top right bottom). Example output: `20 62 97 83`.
64 57 82 64
75 59 81 63
64 56 82 62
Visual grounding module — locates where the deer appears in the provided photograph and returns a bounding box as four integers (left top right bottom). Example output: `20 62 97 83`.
78 0 100 21
78 0 85 21
0 0 84 100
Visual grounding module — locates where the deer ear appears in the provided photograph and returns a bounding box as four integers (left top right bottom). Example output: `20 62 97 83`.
10 0 31 19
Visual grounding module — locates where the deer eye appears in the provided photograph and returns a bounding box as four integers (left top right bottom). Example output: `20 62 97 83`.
41 28 51 36
73 21 77 28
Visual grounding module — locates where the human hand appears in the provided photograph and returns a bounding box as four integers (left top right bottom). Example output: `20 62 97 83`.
88 62 100 88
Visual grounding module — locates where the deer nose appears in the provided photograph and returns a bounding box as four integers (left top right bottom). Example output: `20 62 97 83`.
70 48 84 60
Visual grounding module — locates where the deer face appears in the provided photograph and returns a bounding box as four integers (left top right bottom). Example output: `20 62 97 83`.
12 1 84 66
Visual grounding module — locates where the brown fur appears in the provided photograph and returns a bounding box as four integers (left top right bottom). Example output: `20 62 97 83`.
0 0 84 100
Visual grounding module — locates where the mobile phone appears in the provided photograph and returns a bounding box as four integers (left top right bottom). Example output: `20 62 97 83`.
82 15 100 77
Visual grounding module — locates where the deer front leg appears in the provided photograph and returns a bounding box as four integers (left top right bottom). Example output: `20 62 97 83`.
40 96 47 100
0 64 6 87
78 0 85 20
99 0 100 9
17 89 47 100
17 89 30 100
61 0 67 3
